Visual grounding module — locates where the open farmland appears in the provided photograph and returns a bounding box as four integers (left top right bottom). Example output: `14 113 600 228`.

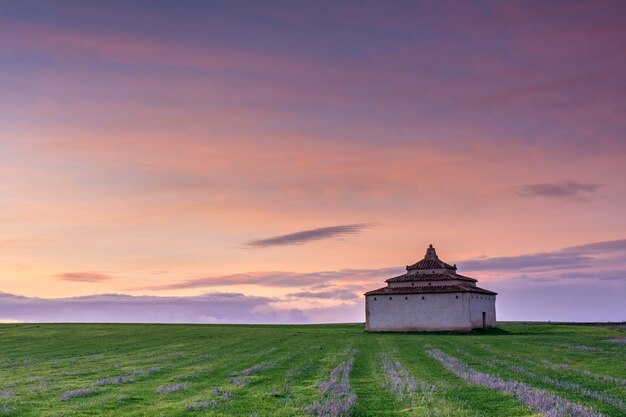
0 324 624 416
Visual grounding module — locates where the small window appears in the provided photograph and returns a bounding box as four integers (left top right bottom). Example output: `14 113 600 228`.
405 296 408 300
421 296 425 300
374 297 377 301
389 297 392 300
456 295 458 299
428 282 431 285
411 282 414 286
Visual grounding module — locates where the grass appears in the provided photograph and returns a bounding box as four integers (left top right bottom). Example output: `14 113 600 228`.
0 323 624 416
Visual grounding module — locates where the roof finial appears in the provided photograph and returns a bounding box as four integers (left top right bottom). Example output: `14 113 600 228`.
425 244 438 260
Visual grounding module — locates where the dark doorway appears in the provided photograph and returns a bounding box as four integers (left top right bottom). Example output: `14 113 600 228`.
482 312 486 328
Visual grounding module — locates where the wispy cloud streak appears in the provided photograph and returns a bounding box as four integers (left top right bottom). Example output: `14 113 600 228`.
460 238 626 272
55 272 114 282
563 239 626 254
516 181 600 200
128 267 399 291
244 223 375 248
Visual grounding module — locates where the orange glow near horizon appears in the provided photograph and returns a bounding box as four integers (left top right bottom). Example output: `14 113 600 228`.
0 1 625 323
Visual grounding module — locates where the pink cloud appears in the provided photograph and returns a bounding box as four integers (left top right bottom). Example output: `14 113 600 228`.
0 18 335 78
55 272 115 283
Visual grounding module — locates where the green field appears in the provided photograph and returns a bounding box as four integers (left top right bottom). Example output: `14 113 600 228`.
0 324 624 416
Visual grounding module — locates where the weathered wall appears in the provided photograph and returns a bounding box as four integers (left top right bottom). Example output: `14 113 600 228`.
469 294 497 328
365 293 473 332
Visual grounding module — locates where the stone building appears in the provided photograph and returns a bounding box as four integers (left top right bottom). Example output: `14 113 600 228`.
365 245 497 332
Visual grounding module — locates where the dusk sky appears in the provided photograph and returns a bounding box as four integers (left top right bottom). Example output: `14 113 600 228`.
1 0 625 323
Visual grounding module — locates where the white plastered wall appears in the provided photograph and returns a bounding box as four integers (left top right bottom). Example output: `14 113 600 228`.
468 294 497 328
365 293 472 332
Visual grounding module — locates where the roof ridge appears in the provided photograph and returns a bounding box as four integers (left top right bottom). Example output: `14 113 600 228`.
386 271 477 283
365 284 497 296
406 258 457 271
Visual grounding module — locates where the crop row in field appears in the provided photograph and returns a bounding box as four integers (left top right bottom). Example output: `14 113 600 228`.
0 323 624 416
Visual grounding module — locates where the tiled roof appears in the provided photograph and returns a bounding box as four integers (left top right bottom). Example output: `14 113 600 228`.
386 272 477 283
364 285 497 296
406 258 456 270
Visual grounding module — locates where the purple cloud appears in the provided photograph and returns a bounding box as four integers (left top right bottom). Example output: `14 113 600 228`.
459 238 626 272
543 271 625 282
287 289 359 301
0 292 364 324
516 181 600 200
459 239 626 321
1 237 625 323
244 223 375 248
460 252 594 272
0 292 287 324
563 239 626 254
1 282 623 323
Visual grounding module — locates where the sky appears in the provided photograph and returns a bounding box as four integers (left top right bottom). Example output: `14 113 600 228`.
0 0 625 323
